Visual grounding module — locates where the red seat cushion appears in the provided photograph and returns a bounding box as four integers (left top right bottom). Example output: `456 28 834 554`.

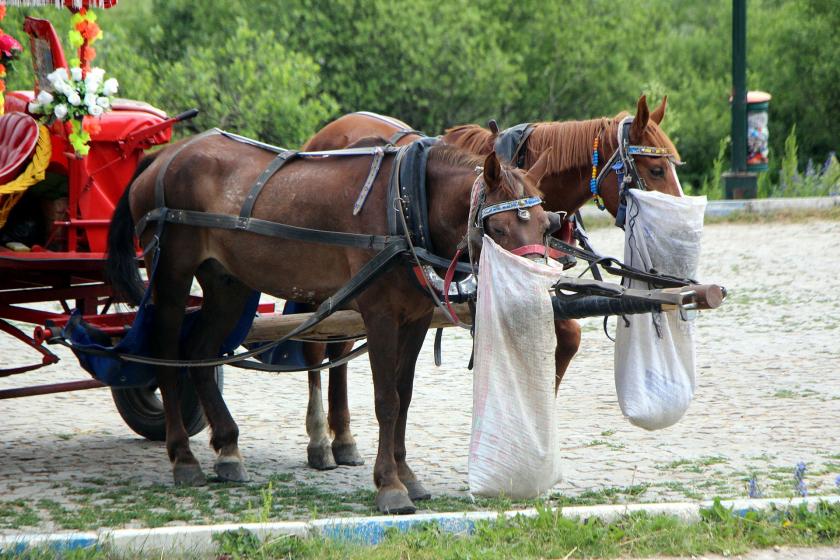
0 112 39 185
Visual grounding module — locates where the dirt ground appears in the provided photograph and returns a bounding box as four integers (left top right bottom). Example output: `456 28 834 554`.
2 218 839 550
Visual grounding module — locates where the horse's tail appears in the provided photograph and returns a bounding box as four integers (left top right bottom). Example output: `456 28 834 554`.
442 124 497 155
105 154 158 306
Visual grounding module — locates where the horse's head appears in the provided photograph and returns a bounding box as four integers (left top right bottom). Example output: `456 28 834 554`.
469 152 560 259
597 95 683 217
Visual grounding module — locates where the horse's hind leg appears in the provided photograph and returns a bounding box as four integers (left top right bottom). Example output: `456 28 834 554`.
149 261 205 485
327 342 364 466
184 260 255 482
304 342 337 470
554 318 581 392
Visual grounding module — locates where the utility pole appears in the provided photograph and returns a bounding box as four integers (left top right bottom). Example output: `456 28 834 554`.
723 0 757 198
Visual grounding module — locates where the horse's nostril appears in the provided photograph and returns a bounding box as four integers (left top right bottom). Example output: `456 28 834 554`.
547 212 564 234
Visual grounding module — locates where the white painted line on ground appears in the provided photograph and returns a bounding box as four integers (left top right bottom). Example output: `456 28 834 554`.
4 495 840 553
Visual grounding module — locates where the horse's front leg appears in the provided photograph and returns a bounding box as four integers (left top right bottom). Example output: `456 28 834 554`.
554 318 581 392
364 314 416 514
393 315 434 502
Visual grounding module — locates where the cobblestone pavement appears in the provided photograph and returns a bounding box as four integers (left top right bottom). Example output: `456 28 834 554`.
2 219 839 532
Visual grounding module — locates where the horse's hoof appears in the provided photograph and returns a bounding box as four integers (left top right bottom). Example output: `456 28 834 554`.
375 488 416 515
308 443 338 471
332 442 364 466
403 479 431 502
173 463 206 486
214 459 250 483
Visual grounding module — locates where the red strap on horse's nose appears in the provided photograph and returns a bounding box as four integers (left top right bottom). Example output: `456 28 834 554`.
510 244 563 259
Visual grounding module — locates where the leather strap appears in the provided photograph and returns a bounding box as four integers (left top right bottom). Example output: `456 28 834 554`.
240 150 297 220
61 239 408 370
137 207 400 251
154 129 220 209
388 129 423 145
353 147 385 215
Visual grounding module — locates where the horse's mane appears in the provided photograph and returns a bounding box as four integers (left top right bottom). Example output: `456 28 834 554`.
445 113 681 178
428 142 539 198
442 124 496 154
428 142 484 170
525 112 681 173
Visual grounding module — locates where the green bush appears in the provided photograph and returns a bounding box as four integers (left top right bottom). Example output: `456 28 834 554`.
1 0 836 187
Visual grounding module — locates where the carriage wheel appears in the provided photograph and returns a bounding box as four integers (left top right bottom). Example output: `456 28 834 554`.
110 366 224 441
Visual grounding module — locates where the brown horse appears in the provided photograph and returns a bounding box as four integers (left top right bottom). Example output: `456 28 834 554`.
299 95 682 471
298 113 424 471
106 131 554 514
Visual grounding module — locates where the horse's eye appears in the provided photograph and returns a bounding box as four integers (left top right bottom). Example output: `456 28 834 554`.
490 226 507 237
651 166 665 178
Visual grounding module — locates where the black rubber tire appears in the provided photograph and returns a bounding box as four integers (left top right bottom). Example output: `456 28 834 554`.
110 366 224 441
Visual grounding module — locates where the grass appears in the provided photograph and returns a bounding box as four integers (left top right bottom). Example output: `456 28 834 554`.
5 500 840 559
205 501 840 559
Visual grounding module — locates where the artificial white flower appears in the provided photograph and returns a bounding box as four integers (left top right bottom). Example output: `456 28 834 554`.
67 91 82 106
46 68 69 85
88 104 104 117
84 93 97 108
85 67 105 88
27 102 41 114
96 96 110 109
36 90 54 105
54 81 73 97
70 67 83 82
102 78 119 97
54 104 68 120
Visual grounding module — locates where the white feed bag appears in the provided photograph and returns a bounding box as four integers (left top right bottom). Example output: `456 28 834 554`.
614 190 707 430
468 236 563 498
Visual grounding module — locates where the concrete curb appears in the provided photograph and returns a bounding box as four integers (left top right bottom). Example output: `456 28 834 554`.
578 195 840 221
3 495 840 554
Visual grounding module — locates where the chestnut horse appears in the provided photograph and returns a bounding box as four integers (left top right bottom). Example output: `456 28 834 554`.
299 94 682 471
106 131 554 514
296 112 425 471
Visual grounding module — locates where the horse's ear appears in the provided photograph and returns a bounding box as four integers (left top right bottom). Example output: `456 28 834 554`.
525 151 551 189
483 152 501 188
650 95 667 125
630 94 650 144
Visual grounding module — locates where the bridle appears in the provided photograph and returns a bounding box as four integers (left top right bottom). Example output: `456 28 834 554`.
433 168 563 324
466 169 550 265
590 116 677 227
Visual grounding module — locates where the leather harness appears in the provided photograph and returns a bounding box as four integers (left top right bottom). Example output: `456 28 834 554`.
116 129 541 369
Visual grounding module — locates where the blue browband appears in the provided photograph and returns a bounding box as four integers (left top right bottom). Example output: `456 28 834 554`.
478 196 543 222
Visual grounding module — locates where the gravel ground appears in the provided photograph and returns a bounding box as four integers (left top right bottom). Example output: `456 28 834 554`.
1 218 839 545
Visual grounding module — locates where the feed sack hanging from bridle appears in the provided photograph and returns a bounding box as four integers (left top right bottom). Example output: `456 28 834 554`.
468 236 563 499
614 189 707 430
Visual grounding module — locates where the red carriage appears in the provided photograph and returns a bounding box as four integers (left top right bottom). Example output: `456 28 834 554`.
0 6 216 439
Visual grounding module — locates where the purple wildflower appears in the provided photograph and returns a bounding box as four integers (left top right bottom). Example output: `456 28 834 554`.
748 477 762 499
794 462 807 497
